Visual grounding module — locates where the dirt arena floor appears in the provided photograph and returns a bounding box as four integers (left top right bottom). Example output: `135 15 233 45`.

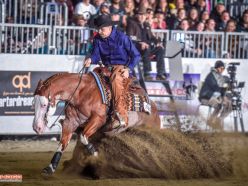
1 130 248 186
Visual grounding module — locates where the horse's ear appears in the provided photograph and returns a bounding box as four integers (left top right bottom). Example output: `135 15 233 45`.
37 79 43 87
34 79 43 95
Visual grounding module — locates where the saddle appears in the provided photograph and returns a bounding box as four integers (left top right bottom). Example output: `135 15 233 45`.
91 67 151 114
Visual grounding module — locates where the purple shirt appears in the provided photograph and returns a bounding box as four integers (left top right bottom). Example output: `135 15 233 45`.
90 27 141 71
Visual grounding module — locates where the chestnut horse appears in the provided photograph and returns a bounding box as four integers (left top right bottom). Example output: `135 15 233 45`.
32 70 160 175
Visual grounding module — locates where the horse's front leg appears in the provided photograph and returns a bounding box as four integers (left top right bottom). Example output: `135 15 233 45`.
42 121 73 175
80 114 105 156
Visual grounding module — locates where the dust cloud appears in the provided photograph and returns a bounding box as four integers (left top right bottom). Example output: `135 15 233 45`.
63 127 232 179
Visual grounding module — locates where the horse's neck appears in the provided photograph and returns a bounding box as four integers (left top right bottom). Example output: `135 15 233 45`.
47 74 86 105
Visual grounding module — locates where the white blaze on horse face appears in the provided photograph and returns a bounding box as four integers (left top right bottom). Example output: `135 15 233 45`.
47 103 56 116
32 95 49 134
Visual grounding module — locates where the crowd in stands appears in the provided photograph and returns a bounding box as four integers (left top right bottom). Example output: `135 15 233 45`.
51 0 248 33
1 0 248 57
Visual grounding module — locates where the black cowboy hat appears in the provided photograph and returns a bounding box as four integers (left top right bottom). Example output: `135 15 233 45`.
94 14 113 29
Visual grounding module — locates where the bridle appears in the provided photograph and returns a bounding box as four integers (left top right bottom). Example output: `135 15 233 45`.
42 66 89 130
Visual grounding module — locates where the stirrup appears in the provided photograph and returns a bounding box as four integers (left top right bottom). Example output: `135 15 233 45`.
111 112 126 129
116 112 126 126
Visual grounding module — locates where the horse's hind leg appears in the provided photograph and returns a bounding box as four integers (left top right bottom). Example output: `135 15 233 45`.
80 114 105 156
42 120 73 175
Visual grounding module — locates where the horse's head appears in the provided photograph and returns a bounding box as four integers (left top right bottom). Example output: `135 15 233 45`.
33 80 57 134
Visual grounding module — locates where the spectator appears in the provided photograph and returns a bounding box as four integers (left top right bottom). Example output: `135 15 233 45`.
111 12 125 31
216 10 230 31
138 0 150 9
152 8 167 29
188 7 199 30
175 18 202 57
196 21 205 31
226 19 239 58
238 9 248 32
56 0 74 25
156 0 168 14
88 2 110 28
146 8 155 26
5 16 14 23
92 0 106 13
126 6 167 80
205 18 216 31
210 2 226 26
203 18 217 58
169 8 187 30
200 10 210 24
225 19 237 32
74 0 97 20
197 0 207 15
124 0 135 17
73 15 92 55
148 0 157 10
99 2 111 15
185 0 198 12
176 0 185 9
110 0 125 15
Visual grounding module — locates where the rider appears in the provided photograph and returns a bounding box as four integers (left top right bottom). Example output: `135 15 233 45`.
84 14 141 129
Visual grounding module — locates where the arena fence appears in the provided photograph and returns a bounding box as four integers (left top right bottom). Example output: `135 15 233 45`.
171 30 225 58
1 0 44 24
40 1 68 26
0 23 51 54
52 25 94 55
0 0 4 23
0 23 248 59
225 32 248 59
152 29 170 48
0 0 68 26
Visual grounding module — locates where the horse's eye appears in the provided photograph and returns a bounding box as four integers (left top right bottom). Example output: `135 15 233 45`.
42 104 47 107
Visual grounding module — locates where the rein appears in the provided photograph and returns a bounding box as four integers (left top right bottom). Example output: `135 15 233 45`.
47 66 89 130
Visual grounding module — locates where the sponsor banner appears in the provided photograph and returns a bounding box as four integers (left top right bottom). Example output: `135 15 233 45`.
146 73 201 101
0 71 64 116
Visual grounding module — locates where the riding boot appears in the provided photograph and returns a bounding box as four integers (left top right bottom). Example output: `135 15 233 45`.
110 66 129 128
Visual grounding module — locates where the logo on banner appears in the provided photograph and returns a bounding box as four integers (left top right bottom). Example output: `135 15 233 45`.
12 72 31 92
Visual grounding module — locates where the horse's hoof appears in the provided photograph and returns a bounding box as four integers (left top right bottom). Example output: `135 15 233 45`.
41 166 54 176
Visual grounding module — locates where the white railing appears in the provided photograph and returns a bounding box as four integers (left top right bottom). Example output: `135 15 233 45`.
2 0 44 24
226 32 248 59
0 23 51 54
1 23 248 59
40 1 68 26
171 30 225 58
52 25 95 55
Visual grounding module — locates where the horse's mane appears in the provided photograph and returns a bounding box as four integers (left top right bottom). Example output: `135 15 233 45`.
43 73 68 86
34 72 69 95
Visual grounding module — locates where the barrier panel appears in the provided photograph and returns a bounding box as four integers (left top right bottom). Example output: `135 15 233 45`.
52 25 95 55
151 29 170 49
225 32 248 59
40 1 68 26
0 0 4 23
0 23 247 59
171 30 225 58
0 23 51 54
3 0 44 24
